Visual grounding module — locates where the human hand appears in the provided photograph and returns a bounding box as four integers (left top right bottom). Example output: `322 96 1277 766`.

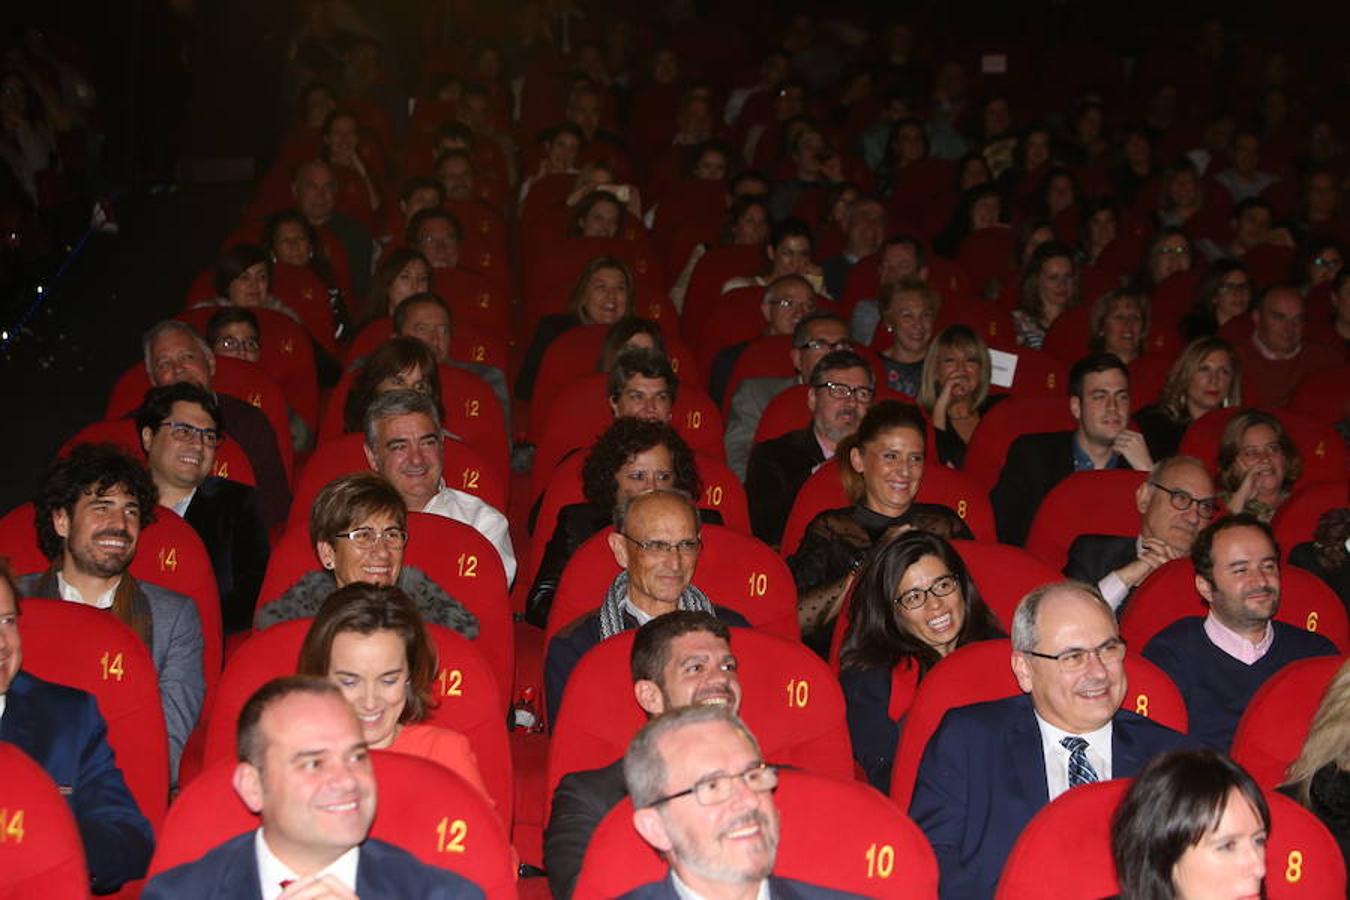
1112 430 1154 471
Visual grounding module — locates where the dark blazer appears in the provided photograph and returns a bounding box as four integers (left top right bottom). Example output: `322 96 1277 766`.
0 671 154 894
142 831 485 899
989 430 1077 547
217 393 291 530
746 426 827 547
545 758 628 900
183 477 271 635
908 693 1187 899
620 873 866 899
1063 535 1138 588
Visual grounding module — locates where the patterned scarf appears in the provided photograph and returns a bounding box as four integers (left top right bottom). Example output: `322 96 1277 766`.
597 570 715 640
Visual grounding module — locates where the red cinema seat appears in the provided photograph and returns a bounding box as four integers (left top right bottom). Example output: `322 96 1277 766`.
1229 655 1345 790
1287 364 1350 428
681 244 766 330
344 316 510 374
18 599 170 829
199 618 510 815
0 743 91 898
548 628 853 812
544 526 800 647
288 432 507 532
720 334 795 413
1002 346 1071 400
573 769 937 900
963 395 1077 488
1120 558 1349 653
1127 351 1176 411
1039 301 1095 365
889 639 1187 808
1265 789 1349 899
430 265 510 337
147 753 515 898
684 284 778 375
997 779 1130 899
63 415 257 489
1273 481 1349 561
1179 407 1346 487
256 512 513 694
957 228 1016 297
1025 469 1149 572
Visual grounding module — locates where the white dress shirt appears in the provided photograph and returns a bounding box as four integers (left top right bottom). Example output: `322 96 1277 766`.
56 571 118 610
421 483 516 586
254 829 359 900
1034 711 1113 802
671 869 772 900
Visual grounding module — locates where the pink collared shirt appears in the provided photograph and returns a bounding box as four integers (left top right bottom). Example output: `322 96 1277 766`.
1203 612 1274 665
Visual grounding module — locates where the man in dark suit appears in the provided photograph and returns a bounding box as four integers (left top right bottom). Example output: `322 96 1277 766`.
545 612 742 899
1063 456 1217 614
0 566 155 895
745 350 874 547
622 705 863 899
990 353 1154 546
144 676 483 899
136 382 270 635
909 582 1187 899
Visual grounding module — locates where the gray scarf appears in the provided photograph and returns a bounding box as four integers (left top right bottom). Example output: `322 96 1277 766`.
597 570 715 639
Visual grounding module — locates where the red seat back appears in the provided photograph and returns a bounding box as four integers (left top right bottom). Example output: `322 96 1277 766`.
62 416 257 488
963 397 1077 489
1025 469 1149 572
1287 364 1350 428
346 316 509 373
1266 789 1349 899
997 779 1130 899
0 743 90 897
1230 656 1346 790
1178 407 1346 486
951 541 1063 632
1272 481 1349 562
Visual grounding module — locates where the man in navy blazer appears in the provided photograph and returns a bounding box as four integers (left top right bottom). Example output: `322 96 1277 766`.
144 676 482 899
0 568 154 894
909 582 1187 899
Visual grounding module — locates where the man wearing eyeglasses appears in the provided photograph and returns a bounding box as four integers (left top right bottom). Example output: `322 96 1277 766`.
1063 456 1216 614
724 312 851 481
745 350 874 547
544 491 748 726
623 705 860 899
910 582 1186 899
708 275 817 408
1143 514 1337 751
136 383 270 635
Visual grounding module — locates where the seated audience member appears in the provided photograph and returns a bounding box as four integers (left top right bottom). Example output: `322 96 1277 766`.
191 243 301 324
342 336 442 435
877 278 939 397
205 307 263 366
1234 284 1343 408
517 256 634 401
821 195 886 300
1198 197 1278 264
848 236 929 346
1214 129 1279 204
362 247 431 327
296 582 491 802
569 189 626 239
1180 262 1252 341
0 563 155 894
724 313 850 481
255 472 477 638
142 677 485 898
746 350 874 547
407 207 469 277
545 611 741 899
392 292 510 418
262 208 350 342
910 582 1187 899
669 196 771 313
790 401 971 657
707 274 816 408
526 419 714 628
916 324 1004 468
136 383 270 635
991 353 1154 547
606 347 678 424
623 705 866 899
723 218 823 296
597 318 664 372
1217 409 1303 522
1113 749 1270 900
1064 456 1218 614
292 156 375 300
1088 289 1149 365
1288 508 1350 602
1134 337 1242 460
145 320 291 530
1130 228 1193 297
839 531 1004 790
363 390 514 585
21 444 204 781
1011 241 1080 350
1143 514 1338 750
1280 658 1350 864
543 490 749 725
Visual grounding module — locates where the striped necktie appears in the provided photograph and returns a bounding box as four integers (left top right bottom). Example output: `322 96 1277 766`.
1061 736 1099 787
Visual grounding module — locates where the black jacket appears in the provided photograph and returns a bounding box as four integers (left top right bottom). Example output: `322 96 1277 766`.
183 477 271 635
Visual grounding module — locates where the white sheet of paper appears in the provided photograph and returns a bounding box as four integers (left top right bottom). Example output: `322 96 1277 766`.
989 348 1018 388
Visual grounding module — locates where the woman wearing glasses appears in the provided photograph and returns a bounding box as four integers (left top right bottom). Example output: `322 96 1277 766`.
1133 227 1194 294
255 472 478 637
789 401 971 658
838 531 1003 789
1218 409 1303 521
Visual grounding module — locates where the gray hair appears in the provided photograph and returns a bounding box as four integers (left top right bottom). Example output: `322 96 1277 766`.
143 320 213 378
624 704 761 808
1010 580 1112 652
1149 454 1208 483
612 488 699 533
363 389 442 450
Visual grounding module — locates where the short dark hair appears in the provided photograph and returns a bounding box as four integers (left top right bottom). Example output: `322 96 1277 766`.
607 347 678 405
392 292 452 335
400 176 444 205
406 207 462 245
1232 197 1274 222
631 611 731 683
236 676 345 766
1068 352 1129 399
205 307 261 347
769 217 813 251
134 383 222 437
792 312 847 347
35 444 158 561
581 418 701 512
599 319 666 372
212 244 270 298
342 337 442 434
809 349 873 387
1191 513 1278 587
434 148 474 172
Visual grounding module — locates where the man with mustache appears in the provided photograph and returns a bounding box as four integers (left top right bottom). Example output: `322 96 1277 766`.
991 353 1154 547
545 611 742 899
910 582 1186 899
745 350 874 548
1143 514 1337 750
18 443 204 782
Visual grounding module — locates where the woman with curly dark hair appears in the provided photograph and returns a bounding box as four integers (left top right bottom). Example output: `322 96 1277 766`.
341 337 443 434
523 418 717 627
839 531 1004 789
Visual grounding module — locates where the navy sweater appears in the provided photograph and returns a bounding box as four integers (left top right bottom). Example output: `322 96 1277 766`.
1142 617 1337 750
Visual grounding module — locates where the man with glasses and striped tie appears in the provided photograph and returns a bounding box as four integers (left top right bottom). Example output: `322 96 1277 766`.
909 582 1187 899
